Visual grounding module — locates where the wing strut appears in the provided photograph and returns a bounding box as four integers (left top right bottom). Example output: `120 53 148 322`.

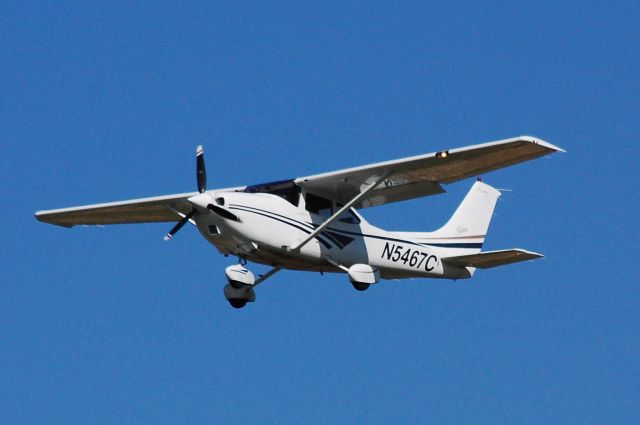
253 266 282 287
289 173 390 253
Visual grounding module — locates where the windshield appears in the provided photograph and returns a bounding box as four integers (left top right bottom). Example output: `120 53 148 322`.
243 179 300 206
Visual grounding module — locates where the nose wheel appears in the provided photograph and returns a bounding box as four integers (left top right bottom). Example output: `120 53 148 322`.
223 264 282 309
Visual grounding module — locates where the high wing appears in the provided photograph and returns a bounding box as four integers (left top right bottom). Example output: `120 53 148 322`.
35 192 200 227
295 135 564 208
35 135 563 228
443 249 543 269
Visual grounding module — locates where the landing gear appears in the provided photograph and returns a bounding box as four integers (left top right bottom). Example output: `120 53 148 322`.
224 264 256 306
224 284 256 308
345 264 379 292
222 263 282 308
351 282 370 291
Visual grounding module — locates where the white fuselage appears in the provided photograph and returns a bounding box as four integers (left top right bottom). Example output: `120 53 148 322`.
190 190 472 280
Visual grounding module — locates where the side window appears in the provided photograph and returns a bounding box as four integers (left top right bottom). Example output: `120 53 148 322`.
305 193 333 218
336 205 361 224
272 186 300 206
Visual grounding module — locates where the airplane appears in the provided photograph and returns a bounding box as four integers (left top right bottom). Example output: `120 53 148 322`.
35 135 563 308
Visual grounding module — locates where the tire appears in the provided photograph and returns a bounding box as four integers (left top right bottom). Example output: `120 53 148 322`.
229 280 244 289
351 282 370 291
228 299 248 309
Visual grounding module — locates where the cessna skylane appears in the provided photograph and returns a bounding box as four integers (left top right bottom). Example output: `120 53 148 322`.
36 136 563 308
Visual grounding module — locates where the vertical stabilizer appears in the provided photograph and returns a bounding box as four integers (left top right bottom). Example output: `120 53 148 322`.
396 181 501 256
433 180 501 240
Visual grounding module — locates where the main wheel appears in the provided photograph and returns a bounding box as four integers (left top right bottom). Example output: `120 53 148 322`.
351 282 370 291
228 299 248 309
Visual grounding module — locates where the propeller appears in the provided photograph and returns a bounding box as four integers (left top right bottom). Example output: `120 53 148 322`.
164 145 206 241
196 145 206 193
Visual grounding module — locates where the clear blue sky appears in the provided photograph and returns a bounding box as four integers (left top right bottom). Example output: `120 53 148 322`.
2 2 639 424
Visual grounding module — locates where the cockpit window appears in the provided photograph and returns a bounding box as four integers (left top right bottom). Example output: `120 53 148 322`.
243 179 300 206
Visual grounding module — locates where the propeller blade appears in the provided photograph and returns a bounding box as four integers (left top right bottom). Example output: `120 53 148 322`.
163 210 196 241
164 146 206 240
196 145 206 193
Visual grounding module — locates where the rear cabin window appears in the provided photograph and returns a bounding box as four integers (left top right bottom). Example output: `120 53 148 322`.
336 205 361 224
305 193 333 217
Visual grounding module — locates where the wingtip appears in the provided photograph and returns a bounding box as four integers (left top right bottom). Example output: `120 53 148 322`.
34 211 45 223
520 135 566 153
545 142 566 153
34 211 74 228
517 248 544 259
196 145 204 156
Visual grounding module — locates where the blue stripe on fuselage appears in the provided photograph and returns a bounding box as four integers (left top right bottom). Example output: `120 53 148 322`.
229 204 483 250
229 205 332 249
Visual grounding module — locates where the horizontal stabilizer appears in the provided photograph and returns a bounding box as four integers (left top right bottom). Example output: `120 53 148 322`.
443 249 543 269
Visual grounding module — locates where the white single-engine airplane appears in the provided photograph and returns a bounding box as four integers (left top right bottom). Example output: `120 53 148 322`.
36 136 563 308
